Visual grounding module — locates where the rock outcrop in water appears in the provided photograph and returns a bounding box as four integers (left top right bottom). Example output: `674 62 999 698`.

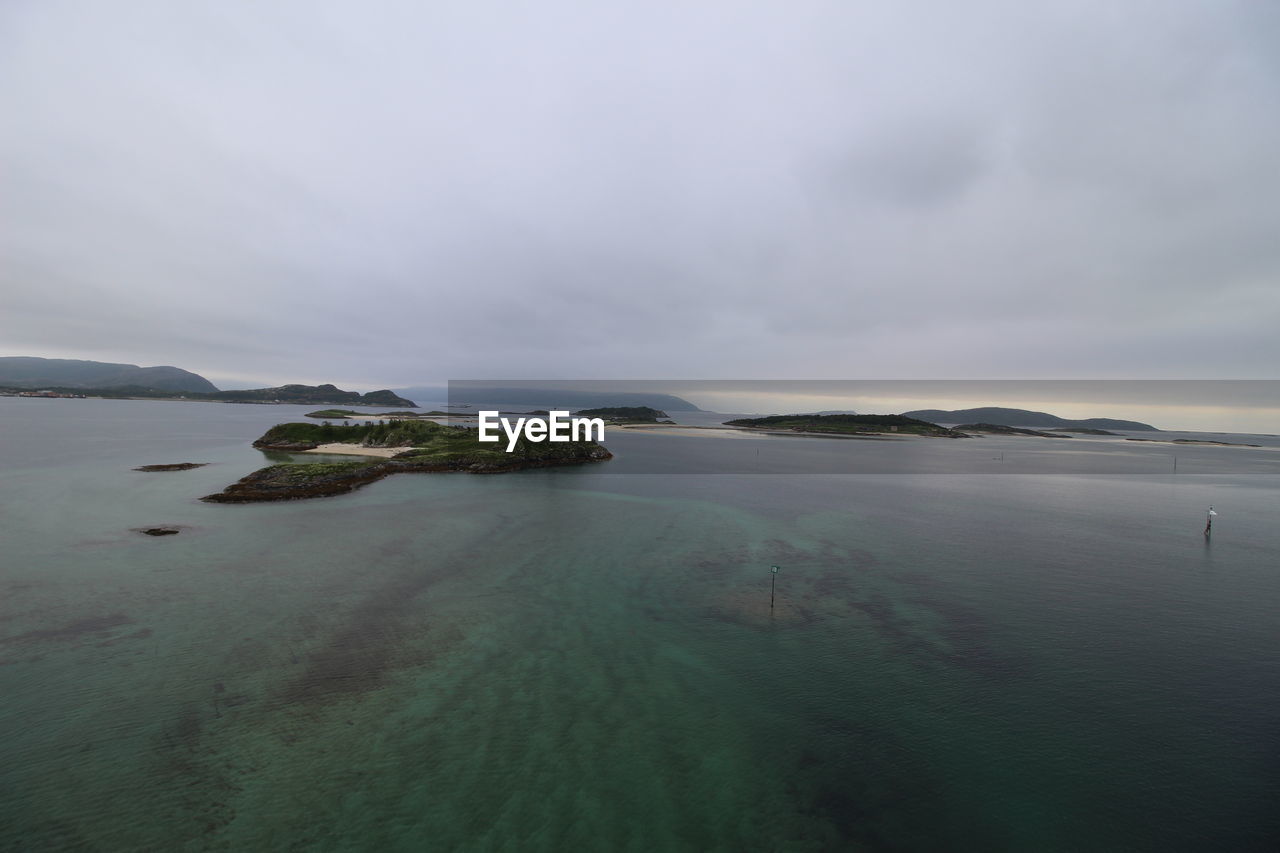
133 462 209 471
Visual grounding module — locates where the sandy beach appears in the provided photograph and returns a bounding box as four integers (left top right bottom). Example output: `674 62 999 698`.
301 443 410 458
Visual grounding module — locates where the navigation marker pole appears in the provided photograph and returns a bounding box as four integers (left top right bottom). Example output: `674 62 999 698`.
1204 506 1217 538
770 565 780 612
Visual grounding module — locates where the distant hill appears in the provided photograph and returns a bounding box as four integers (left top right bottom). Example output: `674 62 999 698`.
902 407 1157 431
206 385 415 407
0 356 218 393
398 386 702 411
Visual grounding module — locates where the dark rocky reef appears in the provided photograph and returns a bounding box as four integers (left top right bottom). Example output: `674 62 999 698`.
202 462 395 502
134 462 209 471
202 445 613 503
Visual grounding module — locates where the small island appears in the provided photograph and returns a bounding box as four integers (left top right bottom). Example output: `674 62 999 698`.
202 420 611 502
954 423 1072 438
1048 427 1119 435
901 407 1157 431
1125 438 1261 448
723 414 967 438
304 409 452 419
573 406 674 424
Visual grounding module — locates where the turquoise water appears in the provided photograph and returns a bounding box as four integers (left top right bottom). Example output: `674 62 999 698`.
2 399 1279 850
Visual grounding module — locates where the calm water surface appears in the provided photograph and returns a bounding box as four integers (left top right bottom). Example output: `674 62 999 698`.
2 398 1278 850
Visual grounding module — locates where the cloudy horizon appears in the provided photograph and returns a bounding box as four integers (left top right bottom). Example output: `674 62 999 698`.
4 2 1279 398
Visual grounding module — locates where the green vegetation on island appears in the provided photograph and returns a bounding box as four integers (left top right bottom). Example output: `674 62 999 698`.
724 414 967 437
253 420 448 450
573 406 672 423
305 409 360 418
204 420 612 502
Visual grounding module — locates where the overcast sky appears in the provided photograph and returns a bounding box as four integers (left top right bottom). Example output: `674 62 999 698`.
3 1 1278 396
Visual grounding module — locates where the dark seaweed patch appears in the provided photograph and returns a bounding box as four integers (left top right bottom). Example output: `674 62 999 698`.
0 613 134 646
279 540 464 706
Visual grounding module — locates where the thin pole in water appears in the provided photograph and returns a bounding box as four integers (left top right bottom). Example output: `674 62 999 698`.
770 565 780 612
1204 506 1217 538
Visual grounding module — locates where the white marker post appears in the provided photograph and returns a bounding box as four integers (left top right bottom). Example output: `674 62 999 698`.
1204 506 1218 538
770 565 780 612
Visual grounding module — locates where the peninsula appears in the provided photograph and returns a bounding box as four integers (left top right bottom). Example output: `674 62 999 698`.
202 420 611 502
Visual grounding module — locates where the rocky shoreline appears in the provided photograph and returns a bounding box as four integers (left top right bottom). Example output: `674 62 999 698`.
202 447 613 503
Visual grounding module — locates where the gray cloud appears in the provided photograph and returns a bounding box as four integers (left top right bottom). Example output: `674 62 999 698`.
2 1 1278 389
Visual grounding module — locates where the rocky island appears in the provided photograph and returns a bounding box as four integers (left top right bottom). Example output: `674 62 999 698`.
203 420 611 502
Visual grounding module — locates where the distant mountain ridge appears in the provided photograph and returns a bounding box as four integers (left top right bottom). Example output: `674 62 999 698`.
1 357 415 406
902 407 1157 431
0 356 218 393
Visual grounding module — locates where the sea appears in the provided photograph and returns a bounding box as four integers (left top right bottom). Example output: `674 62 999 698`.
1 397 1278 851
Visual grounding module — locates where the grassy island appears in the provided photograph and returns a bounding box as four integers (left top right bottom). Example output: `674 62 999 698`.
724 414 966 437
203 420 611 502
304 409 360 418
570 404 670 420
573 406 673 424
304 409 454 419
